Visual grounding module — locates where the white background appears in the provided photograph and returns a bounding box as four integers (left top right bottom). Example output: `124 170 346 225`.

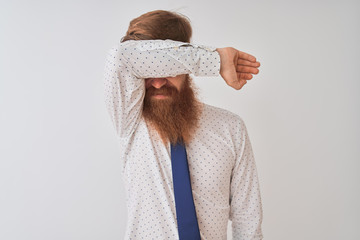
1 0 359 239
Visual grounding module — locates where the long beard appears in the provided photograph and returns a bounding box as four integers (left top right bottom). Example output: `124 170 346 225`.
142 75 201 145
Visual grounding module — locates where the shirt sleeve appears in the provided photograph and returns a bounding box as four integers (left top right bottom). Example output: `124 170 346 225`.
103 39 221 138
229 118 263 240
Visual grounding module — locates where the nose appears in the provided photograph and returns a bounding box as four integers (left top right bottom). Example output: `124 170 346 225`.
147 78 167 89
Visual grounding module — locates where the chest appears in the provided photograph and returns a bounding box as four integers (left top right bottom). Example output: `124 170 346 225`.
123 118 236 188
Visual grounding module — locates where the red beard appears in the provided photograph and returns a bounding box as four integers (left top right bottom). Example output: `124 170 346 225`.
142 75 202 145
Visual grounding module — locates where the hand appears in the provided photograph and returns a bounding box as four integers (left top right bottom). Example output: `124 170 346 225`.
216 47 260 90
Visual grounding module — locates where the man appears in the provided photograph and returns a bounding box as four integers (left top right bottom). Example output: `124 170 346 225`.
104 10 263 239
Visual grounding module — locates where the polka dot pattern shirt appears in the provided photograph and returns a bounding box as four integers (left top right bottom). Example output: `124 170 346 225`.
103 39 263 239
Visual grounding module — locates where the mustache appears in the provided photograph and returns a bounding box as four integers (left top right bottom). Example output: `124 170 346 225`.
145 85 178 97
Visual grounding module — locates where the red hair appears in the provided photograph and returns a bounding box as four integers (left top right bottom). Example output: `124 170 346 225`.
121 10 192 43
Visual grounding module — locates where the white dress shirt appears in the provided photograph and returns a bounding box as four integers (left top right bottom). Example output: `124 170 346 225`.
103 39 263 239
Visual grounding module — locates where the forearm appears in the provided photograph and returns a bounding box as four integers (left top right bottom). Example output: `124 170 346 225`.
118 39 220 78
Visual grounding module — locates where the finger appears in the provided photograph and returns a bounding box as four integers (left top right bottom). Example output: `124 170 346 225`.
237 72 253 80
228 79 247 90
223 69 242 90
240 79 247 85
237 50 256 62
236 66 259 74
237 59 260 67
225 79 241 90
238 79 247 90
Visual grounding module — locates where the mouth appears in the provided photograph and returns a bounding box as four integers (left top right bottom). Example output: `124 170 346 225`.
152 94 169 99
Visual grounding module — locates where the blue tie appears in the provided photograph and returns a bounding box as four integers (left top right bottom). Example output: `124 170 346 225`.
170 142 201 240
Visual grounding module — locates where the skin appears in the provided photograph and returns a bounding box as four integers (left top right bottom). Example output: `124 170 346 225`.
145 75 186 99
144 47 260 93
216 47 260 90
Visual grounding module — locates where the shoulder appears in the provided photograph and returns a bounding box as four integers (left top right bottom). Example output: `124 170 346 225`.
194 103 250 153
201 103 246 126
199 103 249 138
